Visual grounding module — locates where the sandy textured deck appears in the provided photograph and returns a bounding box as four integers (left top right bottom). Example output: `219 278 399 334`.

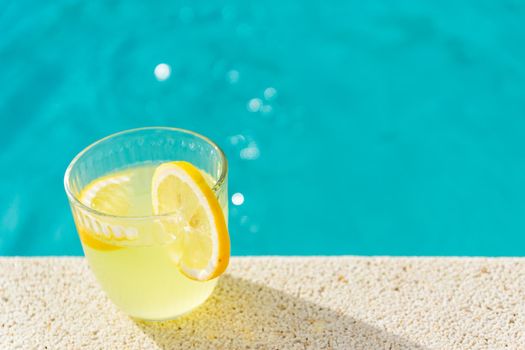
0 257 524 349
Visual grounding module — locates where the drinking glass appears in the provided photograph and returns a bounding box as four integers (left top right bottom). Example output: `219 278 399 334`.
64 127 228 320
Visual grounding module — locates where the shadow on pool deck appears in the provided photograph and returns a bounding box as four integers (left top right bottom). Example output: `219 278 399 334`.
135 275 426 349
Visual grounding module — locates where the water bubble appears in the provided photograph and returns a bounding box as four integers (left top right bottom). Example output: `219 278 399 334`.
249 224 260 233
240 142 260 160
227 69 240 84
154 63 171 81
264 87 277 100
240 216 249 225
229 134 246 146
261 105 273 114
247 98 262 112
232 192 245 206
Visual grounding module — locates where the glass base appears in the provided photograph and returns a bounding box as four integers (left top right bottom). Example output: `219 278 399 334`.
123 279 217 321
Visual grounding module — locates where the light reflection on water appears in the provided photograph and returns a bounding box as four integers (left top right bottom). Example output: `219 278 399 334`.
247 98 262 112
263 87 277 100
231 192 244 206
226 70 240 84
154 63 171 81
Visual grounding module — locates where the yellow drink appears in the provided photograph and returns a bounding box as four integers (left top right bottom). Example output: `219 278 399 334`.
72 163 226 320
83 244 218 320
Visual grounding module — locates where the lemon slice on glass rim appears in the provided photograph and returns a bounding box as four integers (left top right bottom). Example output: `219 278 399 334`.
151 161 230 281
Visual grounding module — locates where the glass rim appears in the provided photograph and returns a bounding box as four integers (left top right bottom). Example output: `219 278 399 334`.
64 126 228 220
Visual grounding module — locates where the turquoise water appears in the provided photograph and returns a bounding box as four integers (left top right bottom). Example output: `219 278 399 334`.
1 1 525 256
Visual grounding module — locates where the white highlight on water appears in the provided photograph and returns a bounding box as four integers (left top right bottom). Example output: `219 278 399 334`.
154 63 171 81
232 192 245 206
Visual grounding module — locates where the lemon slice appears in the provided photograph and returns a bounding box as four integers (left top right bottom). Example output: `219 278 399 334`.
80 173 132 215
77 172 134 251
151 161 230 281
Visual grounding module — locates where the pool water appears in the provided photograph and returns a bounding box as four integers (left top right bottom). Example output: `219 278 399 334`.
1 1 525 256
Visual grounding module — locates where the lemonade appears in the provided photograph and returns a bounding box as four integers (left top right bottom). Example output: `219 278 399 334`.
71 162 228 320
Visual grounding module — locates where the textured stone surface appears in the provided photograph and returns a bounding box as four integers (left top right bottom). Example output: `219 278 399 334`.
0 257 524 349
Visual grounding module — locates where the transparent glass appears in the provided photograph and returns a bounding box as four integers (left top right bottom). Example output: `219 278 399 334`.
64 127 228 321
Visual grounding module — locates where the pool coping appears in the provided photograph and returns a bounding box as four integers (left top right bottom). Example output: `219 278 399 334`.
1 256 524 349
